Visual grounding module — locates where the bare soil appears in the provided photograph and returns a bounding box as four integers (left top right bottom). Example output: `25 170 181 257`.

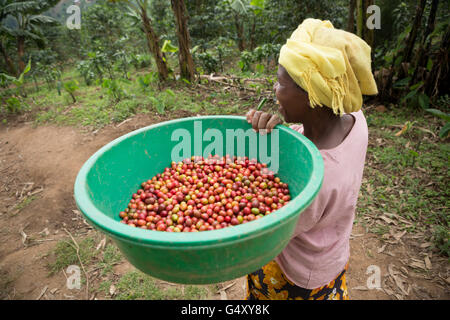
0 113 448 300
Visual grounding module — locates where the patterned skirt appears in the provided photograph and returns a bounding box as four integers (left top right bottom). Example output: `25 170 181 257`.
246 260 349 300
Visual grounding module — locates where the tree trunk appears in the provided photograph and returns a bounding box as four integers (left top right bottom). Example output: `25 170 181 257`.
356 0 364 38
17 36 25 74
140 5 168 82
403 0 427 64
171 0 195 82
381 0 426 101
235 14 245 52
410 0 439 87
364 0 374 47
424 24 450 97
250 16 256 50
347 0 356 33
0 41 16 76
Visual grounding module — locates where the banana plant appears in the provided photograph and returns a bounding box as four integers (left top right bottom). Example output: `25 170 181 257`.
1 0 60 73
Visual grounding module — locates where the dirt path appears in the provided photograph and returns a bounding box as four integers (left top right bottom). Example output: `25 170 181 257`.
0 117 448 300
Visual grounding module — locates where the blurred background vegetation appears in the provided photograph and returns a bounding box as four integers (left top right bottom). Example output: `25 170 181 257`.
0 0 449 136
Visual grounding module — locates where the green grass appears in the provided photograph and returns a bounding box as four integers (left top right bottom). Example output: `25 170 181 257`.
47 236 97 275
97 243 123 276
13 195 38 212
114 270 211 300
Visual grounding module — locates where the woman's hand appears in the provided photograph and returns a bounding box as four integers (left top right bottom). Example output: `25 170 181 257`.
246 109 282 133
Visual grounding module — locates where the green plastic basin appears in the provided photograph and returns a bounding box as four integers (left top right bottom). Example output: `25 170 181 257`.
74 115 323 284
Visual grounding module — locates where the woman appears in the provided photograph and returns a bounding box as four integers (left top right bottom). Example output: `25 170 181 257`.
245 18 378 300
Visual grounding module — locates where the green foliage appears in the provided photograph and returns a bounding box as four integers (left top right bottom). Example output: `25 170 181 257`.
101 78 130 102
47 237 97 275
63 79 79 103
97 243 123 276
238 43 280 72
161 40 178 54
238 50 254 71
432 225 449 257
76 60 96 86
114 271 210 300
0 59 32 113
194 51 219 74
136 72 158 91
5 97 23 113
425 108 450 139
129 53 151 70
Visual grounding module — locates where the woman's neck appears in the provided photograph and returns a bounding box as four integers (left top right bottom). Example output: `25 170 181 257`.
302 107 353 149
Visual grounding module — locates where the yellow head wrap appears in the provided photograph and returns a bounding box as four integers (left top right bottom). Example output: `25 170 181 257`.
279 18 378 116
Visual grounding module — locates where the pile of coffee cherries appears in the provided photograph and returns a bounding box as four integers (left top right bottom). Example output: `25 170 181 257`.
119 155 291 232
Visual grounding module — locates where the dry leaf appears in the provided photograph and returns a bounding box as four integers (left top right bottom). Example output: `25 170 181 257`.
395 123 408 136
400 267 409 276
109 284 116 296
393 230 407 241
378 244 387 253
388 264 397 277
352 286 369 291
424 256 432 270
96 237 106 251
380 215 397 225
216 282 236 293
420 242 433 248
220 290 227 300
392 275 409 296
39 227 50 237
36 286 48 300
409 261 427 270
383 288 395 296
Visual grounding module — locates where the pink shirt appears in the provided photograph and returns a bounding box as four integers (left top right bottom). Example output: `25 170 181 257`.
275 110 368 289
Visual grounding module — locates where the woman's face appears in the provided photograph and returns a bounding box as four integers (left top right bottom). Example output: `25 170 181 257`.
273 65 310 123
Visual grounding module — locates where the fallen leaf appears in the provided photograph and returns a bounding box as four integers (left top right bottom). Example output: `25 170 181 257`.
400 267 409 276
220 290 227 300
39 227 50 237
383 288 395 296
380 215 396 225
395 123 408 136
109 284 116 296
424 256 432 270
36 286 48 300
96 237 106 251
409 261 427 270
420 242 433 248
352 286 369 291
378 244 387 253
216 282 236 293
393 230 407 241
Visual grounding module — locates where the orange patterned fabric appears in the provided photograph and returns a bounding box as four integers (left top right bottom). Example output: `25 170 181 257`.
246 260 349 300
